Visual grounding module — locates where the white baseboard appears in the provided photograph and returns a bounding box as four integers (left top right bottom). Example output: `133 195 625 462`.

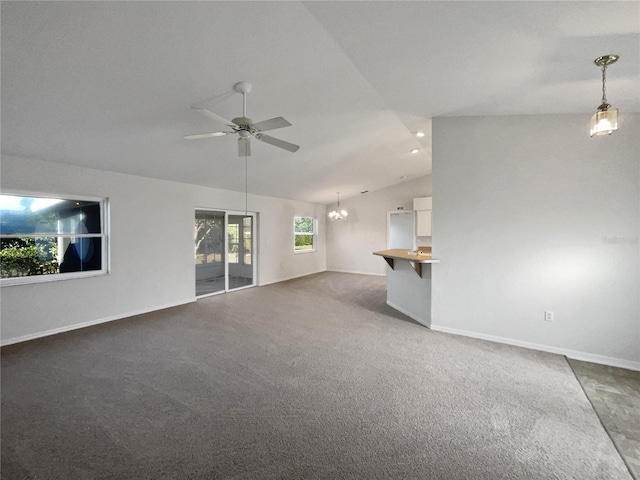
430 324 640 372
327 269 386 277
259 270 385 286
0 299 196 347
258 270 327 287
387 301 431 328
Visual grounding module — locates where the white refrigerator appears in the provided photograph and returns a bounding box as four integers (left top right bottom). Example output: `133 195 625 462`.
387 211 416 250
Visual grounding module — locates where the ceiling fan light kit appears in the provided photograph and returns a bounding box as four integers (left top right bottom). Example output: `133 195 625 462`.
590 55 619 137
184 81 300 156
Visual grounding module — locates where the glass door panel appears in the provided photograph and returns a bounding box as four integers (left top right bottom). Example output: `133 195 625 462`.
227 215 253 291
195 210 225 296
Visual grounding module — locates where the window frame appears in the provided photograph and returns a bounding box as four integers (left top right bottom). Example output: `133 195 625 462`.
0 191 110 287
293 216 317 254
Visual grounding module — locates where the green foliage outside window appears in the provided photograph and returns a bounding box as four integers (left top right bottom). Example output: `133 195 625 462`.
0 237 58 277
295 234 313 250
294 217 314 234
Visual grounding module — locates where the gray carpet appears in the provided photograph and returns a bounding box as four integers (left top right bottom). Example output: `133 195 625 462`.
1 272 632 479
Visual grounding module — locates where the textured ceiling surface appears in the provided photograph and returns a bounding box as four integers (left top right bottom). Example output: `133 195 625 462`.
2 1 639 204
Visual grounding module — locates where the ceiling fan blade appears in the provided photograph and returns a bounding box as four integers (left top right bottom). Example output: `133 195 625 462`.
192 107 235 127
256 134 300 153
252 116 292 132
238 137 251 157
183 131 232 140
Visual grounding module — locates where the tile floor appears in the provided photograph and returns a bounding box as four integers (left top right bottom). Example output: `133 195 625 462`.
568 359 640 480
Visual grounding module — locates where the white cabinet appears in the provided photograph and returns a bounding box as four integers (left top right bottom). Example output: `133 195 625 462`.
413 197 432 211
415 210 432 236
413 197 432 237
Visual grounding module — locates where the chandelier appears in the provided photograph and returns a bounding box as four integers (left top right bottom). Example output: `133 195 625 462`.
328 192 348 221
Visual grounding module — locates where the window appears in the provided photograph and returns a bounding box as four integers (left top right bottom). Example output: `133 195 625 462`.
294 216 316 252
0 193 108 285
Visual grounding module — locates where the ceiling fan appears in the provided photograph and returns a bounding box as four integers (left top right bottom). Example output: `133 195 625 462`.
184 81 300 157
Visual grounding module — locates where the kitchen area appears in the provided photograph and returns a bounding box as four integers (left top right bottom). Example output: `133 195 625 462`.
373 196 438 327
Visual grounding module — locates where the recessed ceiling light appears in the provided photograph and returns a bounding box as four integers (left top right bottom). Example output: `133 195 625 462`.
360 190 369 194
411 148 419 154
400 175 407 179
416 132 425 137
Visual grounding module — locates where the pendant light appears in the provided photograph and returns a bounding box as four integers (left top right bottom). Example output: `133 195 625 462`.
328 192 348 221
590 55 619 137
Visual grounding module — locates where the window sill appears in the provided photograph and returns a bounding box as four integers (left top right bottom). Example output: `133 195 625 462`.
294 249 317 254
1 270 109 287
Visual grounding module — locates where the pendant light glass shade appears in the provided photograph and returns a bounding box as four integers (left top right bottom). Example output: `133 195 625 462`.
590 108 618 136
328 192 348 221
590 55 619 137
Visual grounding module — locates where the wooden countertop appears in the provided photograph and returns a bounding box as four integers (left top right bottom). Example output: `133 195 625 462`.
373 249 440 264
373 249 439 277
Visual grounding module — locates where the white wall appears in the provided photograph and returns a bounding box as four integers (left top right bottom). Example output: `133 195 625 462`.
326 175 431 275
0 155 326 344
432 114 639 369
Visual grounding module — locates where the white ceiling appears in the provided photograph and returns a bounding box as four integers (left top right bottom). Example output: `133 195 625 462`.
2 1 639 204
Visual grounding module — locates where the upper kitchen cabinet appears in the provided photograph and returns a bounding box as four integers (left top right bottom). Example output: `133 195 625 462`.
413 197 432 237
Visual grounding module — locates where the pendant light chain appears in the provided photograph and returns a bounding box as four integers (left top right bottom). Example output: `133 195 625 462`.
601 65 608 105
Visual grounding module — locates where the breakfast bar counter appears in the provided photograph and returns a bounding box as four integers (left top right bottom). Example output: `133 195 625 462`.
373 249 439 328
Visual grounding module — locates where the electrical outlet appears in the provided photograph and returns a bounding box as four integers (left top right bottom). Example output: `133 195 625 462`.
544 311 554 322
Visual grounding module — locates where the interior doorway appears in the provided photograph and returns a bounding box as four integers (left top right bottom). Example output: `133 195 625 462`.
195 209 256 297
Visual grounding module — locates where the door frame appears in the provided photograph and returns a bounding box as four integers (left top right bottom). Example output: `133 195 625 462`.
195 207 257 298
224 210 257 293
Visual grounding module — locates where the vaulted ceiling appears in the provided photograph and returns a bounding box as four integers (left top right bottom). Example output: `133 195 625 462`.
2 1 639 204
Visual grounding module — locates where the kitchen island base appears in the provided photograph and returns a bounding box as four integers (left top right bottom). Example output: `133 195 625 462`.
386 260 432 327
373 249 438 328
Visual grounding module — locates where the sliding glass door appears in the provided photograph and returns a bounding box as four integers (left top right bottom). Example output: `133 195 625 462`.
227 215 254 290
195 210 255 297
195 210 225 296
